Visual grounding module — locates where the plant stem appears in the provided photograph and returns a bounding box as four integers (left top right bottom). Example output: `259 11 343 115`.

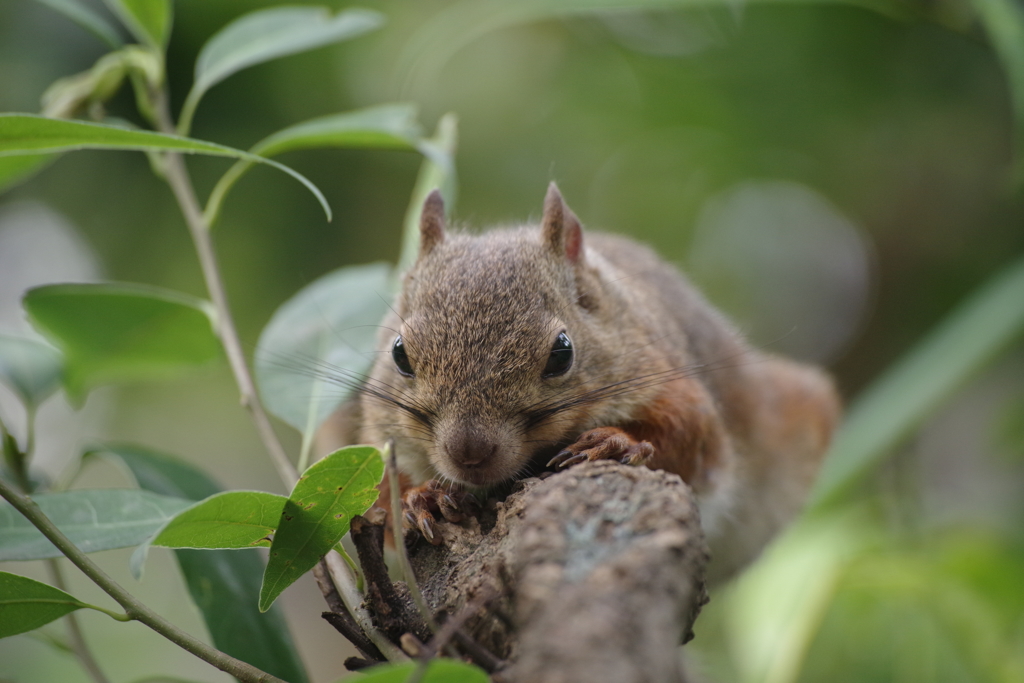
151 87 298 488
5 404 111 683
323 551 408 663
384 444 466 660
148 83 387 672
0 477 286 683
0 413 31 493
24 404 36 468
386 444 438 635
5 403 110 682
45 559 113 683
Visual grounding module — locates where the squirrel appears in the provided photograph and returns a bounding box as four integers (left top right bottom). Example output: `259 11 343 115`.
323 182 840 583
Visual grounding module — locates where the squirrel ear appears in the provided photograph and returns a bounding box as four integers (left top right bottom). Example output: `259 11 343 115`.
541 181 584 264
419 189 446 258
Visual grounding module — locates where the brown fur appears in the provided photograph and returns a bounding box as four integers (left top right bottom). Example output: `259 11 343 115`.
344 183 840 582
630 378 728 488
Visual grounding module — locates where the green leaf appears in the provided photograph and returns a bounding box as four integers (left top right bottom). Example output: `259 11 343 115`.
204 103 431 227
178 6 385 135
346 659 490 683
103 0 172 48
398 113 458 273
2 431 22 481
92 444 310 683
834 551 1016 682
176 550 311 683
397 0 914 95
0 489 192 561
32 0 123 48
253 104 425 158
91 442 222 578
972 0 1024 185
41 47 162 121
259 445 383 612
255 263 393 437
130 490 285 579
153 491 285 550
810 254 1024 508
0 154 56 194
193 6 383 99
23 283 221 401
0 114 330 219
721 514 869 683
0 335 63 411
86 443 220 502
0 571 89 639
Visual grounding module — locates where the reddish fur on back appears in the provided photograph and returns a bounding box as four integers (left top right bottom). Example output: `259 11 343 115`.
627 378 728 492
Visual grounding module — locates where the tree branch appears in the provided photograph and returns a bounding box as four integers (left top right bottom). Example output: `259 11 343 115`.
408 461 709 683
350 512 430 644
323 551 409 662
4 406 110 683
312 559 384 661
0 477 286 683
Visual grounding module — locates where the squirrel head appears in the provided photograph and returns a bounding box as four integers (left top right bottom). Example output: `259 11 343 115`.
362 183 634 487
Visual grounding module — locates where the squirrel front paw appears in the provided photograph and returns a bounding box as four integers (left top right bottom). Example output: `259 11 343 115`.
401 480 479 546
547 426 655 470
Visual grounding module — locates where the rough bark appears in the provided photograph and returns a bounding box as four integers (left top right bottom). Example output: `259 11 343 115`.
350 513 431 644
407 460 709 683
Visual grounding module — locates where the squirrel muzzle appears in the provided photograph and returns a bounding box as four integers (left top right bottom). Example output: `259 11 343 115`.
432 418 523 487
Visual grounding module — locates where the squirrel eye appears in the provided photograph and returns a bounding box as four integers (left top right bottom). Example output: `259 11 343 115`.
392 335 414 377
543 332 573 378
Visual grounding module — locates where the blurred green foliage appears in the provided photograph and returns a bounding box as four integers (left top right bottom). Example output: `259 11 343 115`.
0 0 1022 682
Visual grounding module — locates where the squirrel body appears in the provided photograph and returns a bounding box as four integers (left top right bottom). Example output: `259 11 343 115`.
339 184 839 582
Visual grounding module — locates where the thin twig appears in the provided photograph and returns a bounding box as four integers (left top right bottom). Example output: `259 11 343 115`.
452 630 504 673
46 559 113 683
342 657 380 672
0 478 286 683
384 442 467 662
312 560 384 661
322 612 384 663
400 633 426 657
24 405 36 473
323 552 409 662
150 87 298 489
424 590 503 673
405 658 430 683
312 559 348 615
349 512 429 643
386 441 438 633
7 404 111 683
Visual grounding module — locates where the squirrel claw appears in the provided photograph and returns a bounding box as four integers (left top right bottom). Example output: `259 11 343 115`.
551 427 655 471
547 449 575 468
554 452 589 469
621 443 655 467
402 511 417 529
417 513 439 544
438 494 465 523
400 479 476 544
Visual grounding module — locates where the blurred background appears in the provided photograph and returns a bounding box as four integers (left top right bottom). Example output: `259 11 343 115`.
0 0 1022 682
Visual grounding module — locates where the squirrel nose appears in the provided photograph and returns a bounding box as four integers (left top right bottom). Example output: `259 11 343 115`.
445 428 498 467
